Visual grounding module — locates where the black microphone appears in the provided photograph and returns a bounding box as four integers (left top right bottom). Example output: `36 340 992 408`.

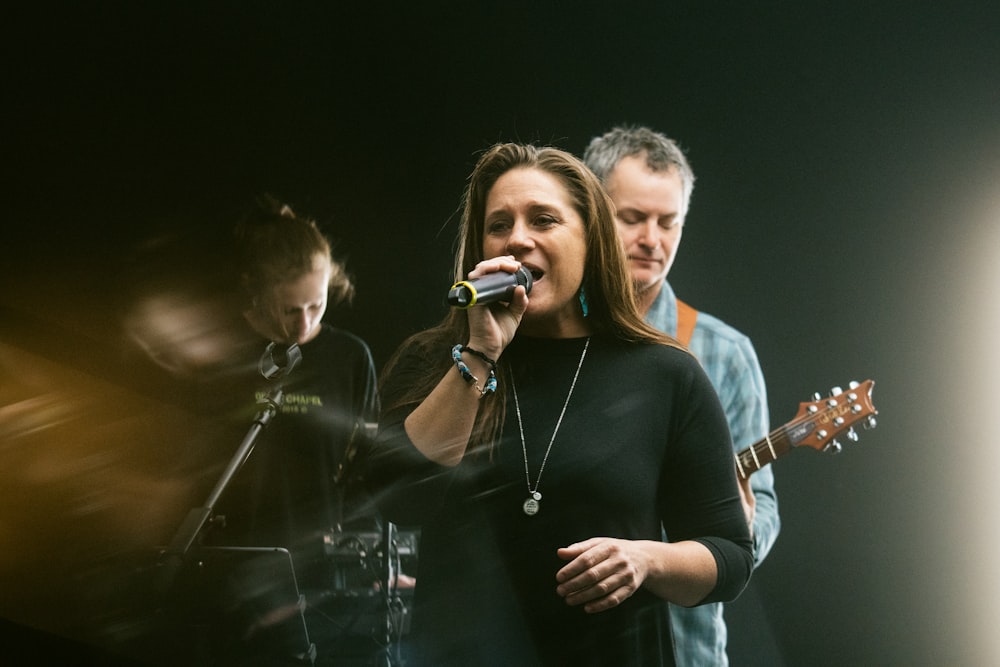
447 267 533 308
258 342 302 380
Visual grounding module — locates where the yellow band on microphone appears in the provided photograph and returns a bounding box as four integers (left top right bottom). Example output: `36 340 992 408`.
448 280 479 308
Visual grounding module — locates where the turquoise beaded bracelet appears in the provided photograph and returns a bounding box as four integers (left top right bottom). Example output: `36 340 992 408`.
451 344 497 395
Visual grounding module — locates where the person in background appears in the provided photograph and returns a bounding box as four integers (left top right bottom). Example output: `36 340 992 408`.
584 125 779 667
366 143 753 666
226 195 380 545
120 197 383 665
212 196 382 665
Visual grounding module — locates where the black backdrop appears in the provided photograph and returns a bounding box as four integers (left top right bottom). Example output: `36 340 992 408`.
3 2 1000 665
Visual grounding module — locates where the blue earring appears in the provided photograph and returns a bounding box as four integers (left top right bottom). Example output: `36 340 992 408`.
578 286 590 318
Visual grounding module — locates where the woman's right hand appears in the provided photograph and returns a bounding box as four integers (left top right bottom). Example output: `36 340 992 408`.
464 255 529 360
402 255 528 466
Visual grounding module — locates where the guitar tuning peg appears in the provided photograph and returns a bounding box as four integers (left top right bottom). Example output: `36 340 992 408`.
830 386 843 396
812 392 822 401
865 415 878 430
824 439 843 454
848 380 860 389
846 427 859 442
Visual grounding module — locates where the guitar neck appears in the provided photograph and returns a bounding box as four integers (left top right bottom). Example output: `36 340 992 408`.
735 427 796 479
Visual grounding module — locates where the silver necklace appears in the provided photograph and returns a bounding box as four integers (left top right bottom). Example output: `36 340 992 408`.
511 337 590 516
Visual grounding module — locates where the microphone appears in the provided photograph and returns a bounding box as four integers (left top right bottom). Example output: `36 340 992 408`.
258 342 302 380
447 267 533 308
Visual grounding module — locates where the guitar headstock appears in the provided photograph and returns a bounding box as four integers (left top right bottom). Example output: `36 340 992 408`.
790 379 877 453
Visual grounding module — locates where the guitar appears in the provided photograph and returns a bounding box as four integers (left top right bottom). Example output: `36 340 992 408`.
735 379 877 479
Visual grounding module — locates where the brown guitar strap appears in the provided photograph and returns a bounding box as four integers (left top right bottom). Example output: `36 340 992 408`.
675 298 698 347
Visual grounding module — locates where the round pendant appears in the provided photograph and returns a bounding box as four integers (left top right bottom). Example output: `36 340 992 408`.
523 498 540 516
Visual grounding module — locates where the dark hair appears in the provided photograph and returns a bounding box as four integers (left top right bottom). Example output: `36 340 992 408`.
381 143 673 456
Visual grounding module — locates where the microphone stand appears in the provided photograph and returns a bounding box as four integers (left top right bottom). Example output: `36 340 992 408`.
159 384 286 560
159 342 302 562
153 343 315 664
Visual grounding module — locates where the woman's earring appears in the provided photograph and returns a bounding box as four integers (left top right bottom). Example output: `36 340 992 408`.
578 286 590 318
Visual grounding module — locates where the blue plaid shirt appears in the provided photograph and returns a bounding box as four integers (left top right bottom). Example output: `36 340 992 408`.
647 280 780 667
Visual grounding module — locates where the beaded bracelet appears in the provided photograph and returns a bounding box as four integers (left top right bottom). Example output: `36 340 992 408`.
451 344 497 395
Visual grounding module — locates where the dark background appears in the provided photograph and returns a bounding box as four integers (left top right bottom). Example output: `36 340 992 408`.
2 2 999 665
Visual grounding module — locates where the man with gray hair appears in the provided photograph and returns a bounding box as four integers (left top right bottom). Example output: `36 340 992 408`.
584 125 780 667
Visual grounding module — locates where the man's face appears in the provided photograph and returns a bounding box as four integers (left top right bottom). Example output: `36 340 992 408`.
605 155 687 295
